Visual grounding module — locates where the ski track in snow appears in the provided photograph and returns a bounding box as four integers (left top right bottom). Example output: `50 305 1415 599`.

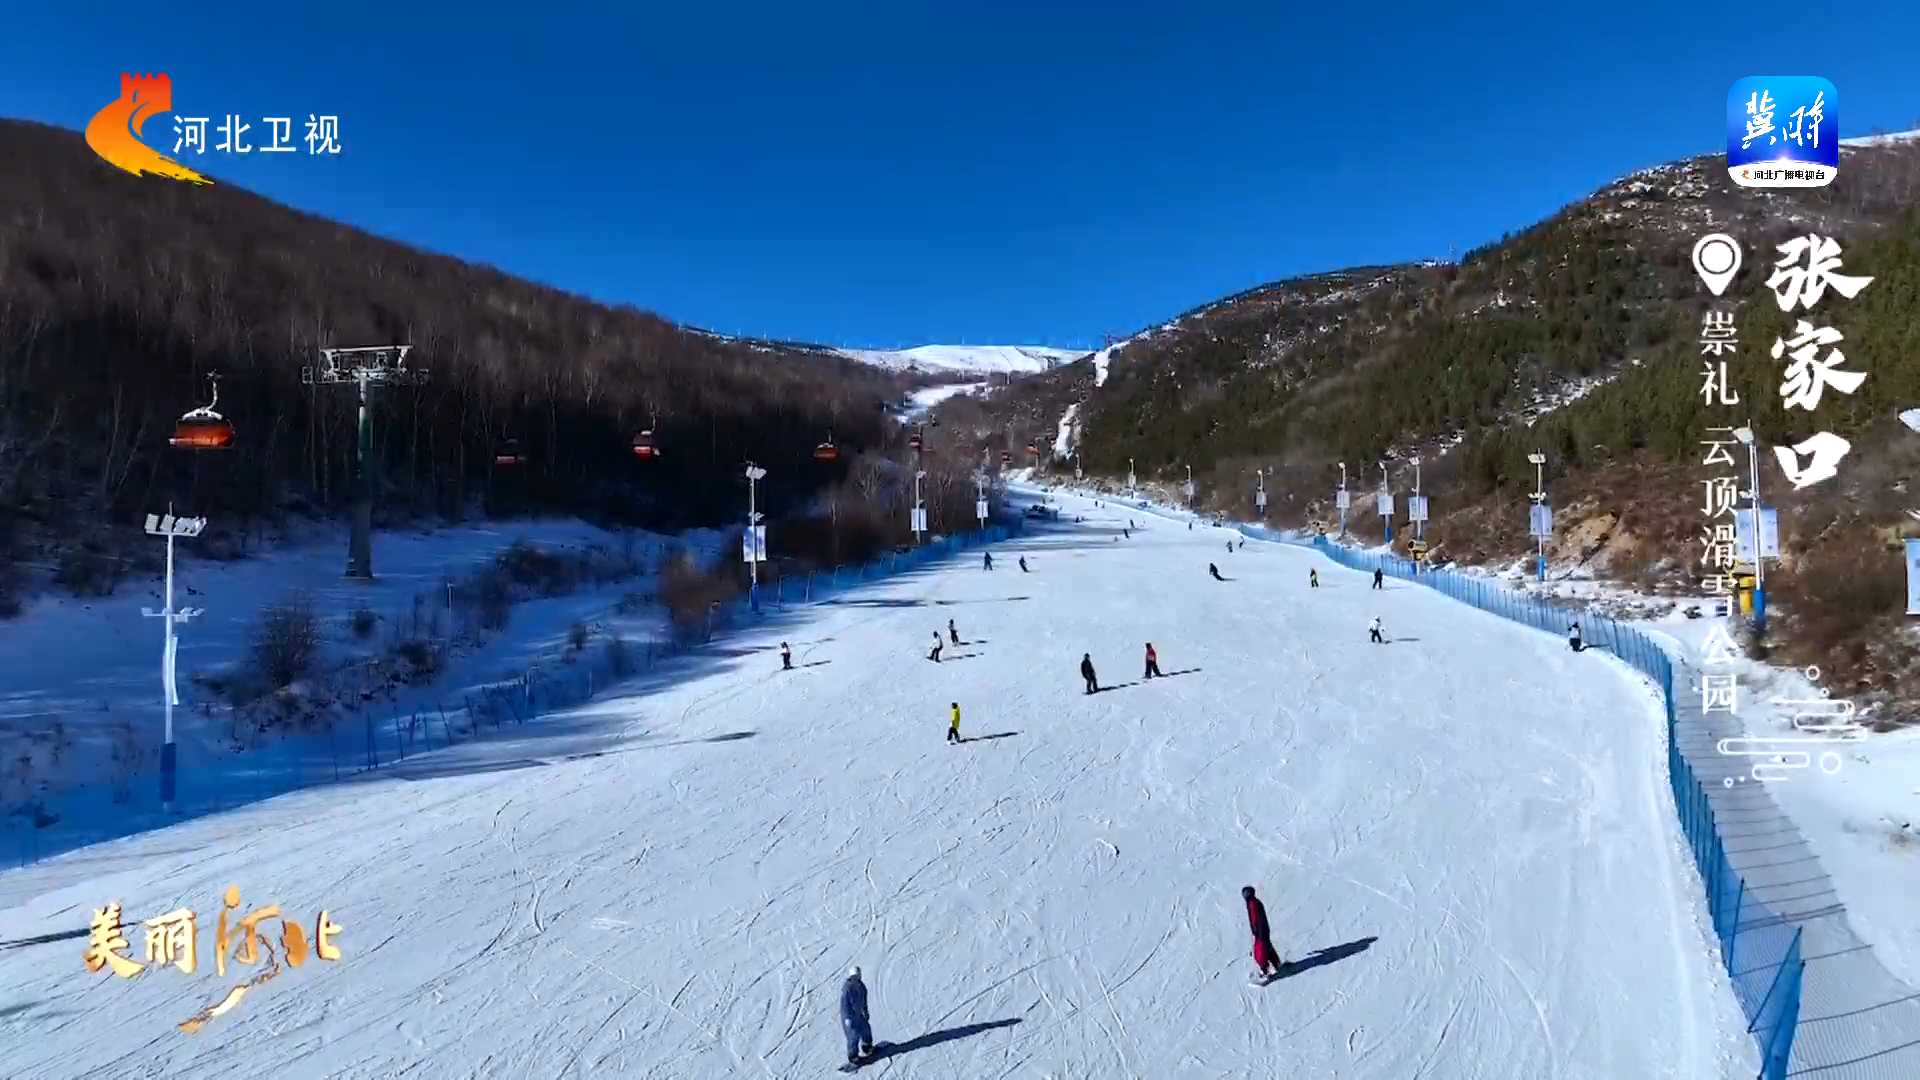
0 492 1755 1078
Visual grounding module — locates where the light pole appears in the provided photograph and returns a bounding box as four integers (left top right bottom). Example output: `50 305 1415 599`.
744 463 767 602
303 346 428 580
1731 425 1767 632
1905 410 1920 521
1410 456 1423 541
1128 457 1136 494
1255 468 1268 518
975 470 989 529
1184 464 1195 510
143 509 206 813
1378 461 1392 544
1337 461 1349 539
1528 451 1549 582
1074 453 1083 482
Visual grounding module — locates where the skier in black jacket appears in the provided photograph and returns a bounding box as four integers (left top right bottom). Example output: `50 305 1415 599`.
1080 653 1099 694
1208 563 1224 581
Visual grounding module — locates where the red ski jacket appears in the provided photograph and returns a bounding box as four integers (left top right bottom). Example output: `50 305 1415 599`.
1246 896 1270 939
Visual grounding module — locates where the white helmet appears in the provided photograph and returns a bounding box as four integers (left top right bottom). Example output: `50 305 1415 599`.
848 965 861 979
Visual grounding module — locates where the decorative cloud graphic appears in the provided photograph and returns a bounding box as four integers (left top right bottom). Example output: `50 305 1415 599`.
84 73 212 185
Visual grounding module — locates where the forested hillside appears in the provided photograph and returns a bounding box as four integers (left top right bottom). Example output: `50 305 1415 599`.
0 120 922 607
955 138 1920 707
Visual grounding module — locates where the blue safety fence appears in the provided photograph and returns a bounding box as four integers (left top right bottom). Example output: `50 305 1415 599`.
3 519 1021 871
1239 527 1804 1080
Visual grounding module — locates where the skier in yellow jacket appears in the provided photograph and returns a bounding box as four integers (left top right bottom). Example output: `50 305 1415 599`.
948 702 961 744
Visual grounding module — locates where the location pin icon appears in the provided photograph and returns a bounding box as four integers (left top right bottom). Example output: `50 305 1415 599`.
1691 233 1742 296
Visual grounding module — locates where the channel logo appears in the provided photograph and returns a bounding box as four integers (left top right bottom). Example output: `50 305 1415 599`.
1727 76 1836 189
84 73 213 185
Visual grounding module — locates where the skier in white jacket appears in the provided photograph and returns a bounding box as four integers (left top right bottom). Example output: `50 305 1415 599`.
1368 617 1384 644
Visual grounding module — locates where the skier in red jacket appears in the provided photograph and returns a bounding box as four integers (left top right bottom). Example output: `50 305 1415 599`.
1243 885 1282 980
1144 643 1162 679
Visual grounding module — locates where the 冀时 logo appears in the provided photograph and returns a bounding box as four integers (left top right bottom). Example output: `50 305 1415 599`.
1727 76 1836 189
85 73 213 185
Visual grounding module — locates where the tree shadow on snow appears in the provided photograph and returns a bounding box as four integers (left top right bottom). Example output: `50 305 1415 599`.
1276 936 1377 981
823 598 926 608
869 1018 1022 1061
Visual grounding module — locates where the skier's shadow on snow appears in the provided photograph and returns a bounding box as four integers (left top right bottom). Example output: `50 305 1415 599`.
798 660 833 669
1275 936 1377 981
1382 637 1422 644
959 732 1019 744
941 652 984 662
934 596 1030 605
867 1018 1022 1062
1090 681 1141 694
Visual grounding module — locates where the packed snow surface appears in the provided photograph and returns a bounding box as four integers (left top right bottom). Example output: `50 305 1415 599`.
836 344 1082 375
0 492 1752 1078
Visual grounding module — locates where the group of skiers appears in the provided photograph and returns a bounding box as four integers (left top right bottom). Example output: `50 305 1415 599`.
838 882 1293 1064
982 551 1030 572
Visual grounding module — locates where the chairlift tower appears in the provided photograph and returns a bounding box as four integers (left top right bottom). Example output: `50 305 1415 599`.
303 346 428 580
143 509 206 812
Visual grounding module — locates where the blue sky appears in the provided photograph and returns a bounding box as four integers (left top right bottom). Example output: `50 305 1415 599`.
4 2 1916 350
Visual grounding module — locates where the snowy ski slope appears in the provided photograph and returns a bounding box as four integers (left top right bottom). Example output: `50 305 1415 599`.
0 492 1752 1078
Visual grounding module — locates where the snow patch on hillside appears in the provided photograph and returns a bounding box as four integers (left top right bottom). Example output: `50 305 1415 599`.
1052 402 1079 459
1841 128 1920 147
900 381 986 419
837 344 1083 375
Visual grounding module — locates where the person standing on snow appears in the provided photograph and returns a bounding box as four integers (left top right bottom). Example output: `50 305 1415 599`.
948 702 962 744
1019 556 1029 573
983 551 993 571
1080 653 1099 694
948 618 960 646
1208 563 1224 581
1309 569 1319 588
1226 541 1233 555
1368 616 1385 644
1243 886 1283 981
1568 621 1584 652
1372 567 1384 590
841 966 875 1065
1144 643 1162 679
928 632 943 663
781 642 793 670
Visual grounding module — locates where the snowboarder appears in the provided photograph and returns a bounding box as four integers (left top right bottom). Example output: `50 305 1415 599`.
1128 519 1135 529
1226 541 1233 554
1019 557 1029 573
1372 567 1384 590
841 966 875 1066
1080 653 1099 695
1188 522 1193 531
948 618 960 646
983 552 994 571
1368 616 1384 644
781 642 793 670
948 702 961 744
1208 563 1223 581
1243 886 1283 982
1144 643 1162 679
1568 621 1584 652
1309 569 1319 588
928 632 943 663
1123 528 1130 539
